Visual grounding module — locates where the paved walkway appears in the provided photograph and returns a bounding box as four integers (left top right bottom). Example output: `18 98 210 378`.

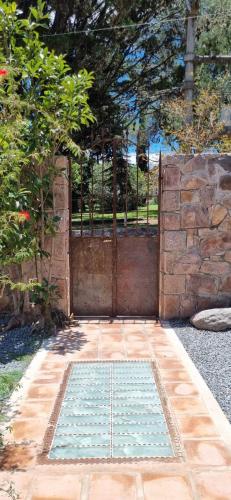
1 321 231 499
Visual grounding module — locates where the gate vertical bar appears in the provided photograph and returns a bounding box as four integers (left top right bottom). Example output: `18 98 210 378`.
147 140 150 231
125 130 128 235
101 139 105 235
136 156 139 234
90 160 94 236
68 156 73 316
158 150 162 237
112 138 117 317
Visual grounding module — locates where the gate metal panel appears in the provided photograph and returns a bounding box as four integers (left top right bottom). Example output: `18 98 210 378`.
70 136 160 317
71 237 112 316
71 235 158 317
116 236 159 316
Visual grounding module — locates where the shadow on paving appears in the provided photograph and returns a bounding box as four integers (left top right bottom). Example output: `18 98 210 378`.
0 443 36 472
44 328 88 355
0 315 88 365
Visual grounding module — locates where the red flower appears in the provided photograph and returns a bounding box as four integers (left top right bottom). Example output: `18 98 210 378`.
18 210 30 222
0 69 8 77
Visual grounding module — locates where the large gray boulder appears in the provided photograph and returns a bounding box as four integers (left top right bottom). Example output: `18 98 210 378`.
190 308 231 331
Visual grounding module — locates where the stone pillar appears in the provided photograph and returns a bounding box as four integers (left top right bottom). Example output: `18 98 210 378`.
159 154 231 319
23 156 71 315
50 156 70 315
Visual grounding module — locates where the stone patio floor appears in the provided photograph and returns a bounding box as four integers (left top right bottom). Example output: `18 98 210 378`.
1 320 231 499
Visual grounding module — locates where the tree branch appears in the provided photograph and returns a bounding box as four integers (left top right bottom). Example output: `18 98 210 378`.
195 55 231 64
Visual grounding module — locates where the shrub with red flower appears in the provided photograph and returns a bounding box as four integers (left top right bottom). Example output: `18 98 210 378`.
0 69 8 77
18 210 30 222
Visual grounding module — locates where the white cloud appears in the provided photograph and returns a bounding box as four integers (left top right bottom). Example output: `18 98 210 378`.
128 153 159 167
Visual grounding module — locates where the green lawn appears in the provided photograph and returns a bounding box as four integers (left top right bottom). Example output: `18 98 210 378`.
72 203 158 227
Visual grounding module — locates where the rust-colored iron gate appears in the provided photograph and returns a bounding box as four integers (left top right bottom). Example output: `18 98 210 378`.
71 136 160 317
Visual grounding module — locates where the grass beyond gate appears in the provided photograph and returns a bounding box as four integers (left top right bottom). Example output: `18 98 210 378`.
72 203 158 230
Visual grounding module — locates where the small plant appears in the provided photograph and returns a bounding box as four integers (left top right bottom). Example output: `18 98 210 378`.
163 89 227 153
0 371 23 400
31 278 60 307
30 278 60 331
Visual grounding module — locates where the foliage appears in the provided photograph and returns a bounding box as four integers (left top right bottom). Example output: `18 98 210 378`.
163 89 227 153
72 161 81 192
198 0 231 54
220 134 231 152
95 160 147 212
0 0 94 317
16 0 186 143
196 0 231 101
30 278 60 307
162 1 231 154
0 371 23 400
72 157 148 214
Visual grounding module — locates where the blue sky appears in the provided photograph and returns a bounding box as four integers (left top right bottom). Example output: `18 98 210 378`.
129 134 177 154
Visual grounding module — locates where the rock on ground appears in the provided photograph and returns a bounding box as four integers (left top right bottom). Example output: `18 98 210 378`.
190 308 231 331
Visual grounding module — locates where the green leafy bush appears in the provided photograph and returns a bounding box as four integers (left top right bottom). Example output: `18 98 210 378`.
0 0 94 318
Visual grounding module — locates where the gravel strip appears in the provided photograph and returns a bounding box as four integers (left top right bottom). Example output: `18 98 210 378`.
169 319 231 423
0 316 44 373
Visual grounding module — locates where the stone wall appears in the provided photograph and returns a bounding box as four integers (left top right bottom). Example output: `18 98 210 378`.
45 155 70 315
2 153 231 320
159 154 231 319
0 156 70 315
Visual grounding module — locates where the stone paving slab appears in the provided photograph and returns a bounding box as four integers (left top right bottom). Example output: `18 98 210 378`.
1 320 231 499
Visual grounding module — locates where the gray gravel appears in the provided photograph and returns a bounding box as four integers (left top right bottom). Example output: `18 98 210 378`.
169 319 231 423
0 315 44 373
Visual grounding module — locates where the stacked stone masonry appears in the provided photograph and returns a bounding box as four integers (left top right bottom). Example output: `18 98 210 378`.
49 156 70 315
0 156 70 315
160 154 231 319
23 156 70 315
1 154 230 320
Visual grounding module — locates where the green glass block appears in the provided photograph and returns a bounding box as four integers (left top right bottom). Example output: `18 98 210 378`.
49 446 111 460
62 400 108 411
113 422 168 434
48 361 175 461
65 397 110 406
113 413 165 424
113 433 171 446
113 389 159 399
113 397 160 406
58 414 109 425
113 444 173 458
113 380 152 386
113 377 153 383
56 423 109 435
113 370 152 377
113 404 162 415
53 433 110 447
68 381 108 389
114 382 157 389
60 406 109 416
66 388 110 398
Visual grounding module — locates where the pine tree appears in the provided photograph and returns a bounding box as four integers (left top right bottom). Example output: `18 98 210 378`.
16 0 186 143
